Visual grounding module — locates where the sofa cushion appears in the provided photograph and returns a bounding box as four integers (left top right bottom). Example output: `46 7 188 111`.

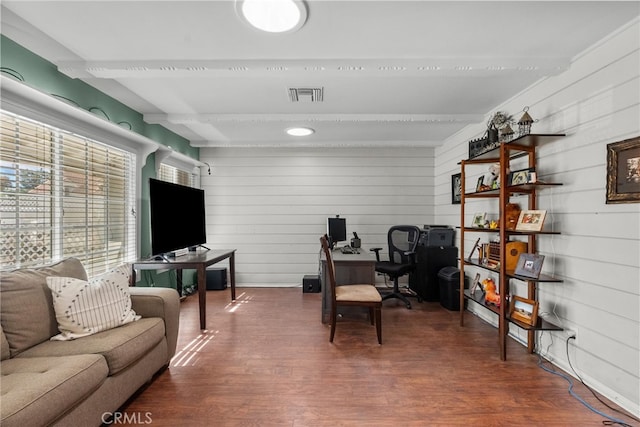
0 258 87 357
46 264 140 341
0 354 108 427
16 317 165 375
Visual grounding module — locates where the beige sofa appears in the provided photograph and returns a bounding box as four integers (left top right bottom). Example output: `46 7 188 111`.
0 258 180 426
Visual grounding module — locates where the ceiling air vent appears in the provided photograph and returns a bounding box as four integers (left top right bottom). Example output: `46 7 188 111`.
288 87 324 103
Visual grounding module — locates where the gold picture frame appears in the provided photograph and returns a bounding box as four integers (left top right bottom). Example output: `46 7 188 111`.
515 210 546 232
509 296 539 326
606 136 640 204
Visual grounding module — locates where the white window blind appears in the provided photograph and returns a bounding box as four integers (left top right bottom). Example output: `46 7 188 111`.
158 163 196 187
0 110 136 276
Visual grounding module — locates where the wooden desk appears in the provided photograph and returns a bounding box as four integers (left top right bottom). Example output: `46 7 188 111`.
132 249 236 329
320 248 377 324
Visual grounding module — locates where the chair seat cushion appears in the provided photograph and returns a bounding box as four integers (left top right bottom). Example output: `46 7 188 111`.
375 261 414 277
336 285 382 303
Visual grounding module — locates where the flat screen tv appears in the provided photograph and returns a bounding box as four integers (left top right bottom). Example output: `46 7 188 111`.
149 178 207 256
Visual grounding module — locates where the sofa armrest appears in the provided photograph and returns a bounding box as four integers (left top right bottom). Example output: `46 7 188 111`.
129 287 180 361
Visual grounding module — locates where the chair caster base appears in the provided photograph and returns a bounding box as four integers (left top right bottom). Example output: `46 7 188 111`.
382 292 412 309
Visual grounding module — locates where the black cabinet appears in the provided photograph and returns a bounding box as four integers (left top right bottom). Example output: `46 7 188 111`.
409 246 458 301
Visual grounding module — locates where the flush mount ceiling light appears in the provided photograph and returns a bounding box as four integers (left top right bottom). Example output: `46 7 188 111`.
286 127 314 136
236 0 307 33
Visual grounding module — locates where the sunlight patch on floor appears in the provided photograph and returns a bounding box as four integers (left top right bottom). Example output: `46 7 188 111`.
170 330 218 367
226 291 252 313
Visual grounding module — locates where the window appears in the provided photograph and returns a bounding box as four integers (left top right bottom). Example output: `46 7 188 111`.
158 163 196 188
0 110 136 276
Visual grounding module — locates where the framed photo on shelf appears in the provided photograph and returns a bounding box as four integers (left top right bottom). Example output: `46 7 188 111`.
515 209 547 231
471 212 486 228
509 167 535 186
606 136 640 204
514 253 545 278
466 237 481 261
509 296 539 326
451 173 462 204
475 176 485 192
469 272 482 295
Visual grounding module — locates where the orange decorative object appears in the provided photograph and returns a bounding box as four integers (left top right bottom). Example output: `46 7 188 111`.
505 203 521 230
482 278 500 306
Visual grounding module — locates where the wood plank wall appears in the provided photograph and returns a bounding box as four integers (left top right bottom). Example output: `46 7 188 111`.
434 19 640 416
199 147 435 287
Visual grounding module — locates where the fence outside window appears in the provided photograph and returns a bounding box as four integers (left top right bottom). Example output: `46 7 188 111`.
0 110 136 276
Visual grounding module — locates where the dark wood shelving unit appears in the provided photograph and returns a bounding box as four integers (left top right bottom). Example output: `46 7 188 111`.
458 133 566 360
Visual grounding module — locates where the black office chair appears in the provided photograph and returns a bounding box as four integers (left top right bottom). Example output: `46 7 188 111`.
370 225 421 309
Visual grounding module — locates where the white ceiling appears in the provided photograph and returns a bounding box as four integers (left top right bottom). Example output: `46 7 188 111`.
2 1 638 148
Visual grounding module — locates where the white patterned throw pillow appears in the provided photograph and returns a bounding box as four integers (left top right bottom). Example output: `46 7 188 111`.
46 264 140 340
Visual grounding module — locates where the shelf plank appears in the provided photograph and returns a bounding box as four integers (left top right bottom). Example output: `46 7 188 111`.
463 290 563 331
508 315 564 331
463 133 566 162
463 259 500 273
505 230 562 236
505 133 566 149
463 182 563 198
462 227 499 233
463 290 500 315
463 191 500 198
507 182 563 195
507 271 564 283
460 227 561 236
463 259 563 282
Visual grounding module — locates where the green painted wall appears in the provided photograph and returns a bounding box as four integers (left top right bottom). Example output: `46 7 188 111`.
0 35 197 157
1 35 198 288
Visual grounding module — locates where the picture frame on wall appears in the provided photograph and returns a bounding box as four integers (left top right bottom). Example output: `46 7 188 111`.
606 136 640 204
509 295 539 326
515 209 547 232
514 253 545 278
451 173 462 204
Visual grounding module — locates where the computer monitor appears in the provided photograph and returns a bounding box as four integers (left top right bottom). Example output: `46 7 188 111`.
327 217 347 248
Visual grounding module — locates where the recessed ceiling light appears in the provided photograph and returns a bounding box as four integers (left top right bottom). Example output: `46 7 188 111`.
286 127 314 136
236 0 307 33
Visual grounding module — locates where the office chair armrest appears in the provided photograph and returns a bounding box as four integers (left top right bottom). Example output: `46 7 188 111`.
370 247 382 262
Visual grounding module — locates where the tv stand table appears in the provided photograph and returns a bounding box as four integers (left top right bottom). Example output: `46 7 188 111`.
132 249 236 329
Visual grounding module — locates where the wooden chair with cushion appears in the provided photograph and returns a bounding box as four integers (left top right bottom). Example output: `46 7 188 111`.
320 235 382 344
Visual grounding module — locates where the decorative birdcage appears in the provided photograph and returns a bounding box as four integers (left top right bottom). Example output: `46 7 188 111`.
517 107 534 136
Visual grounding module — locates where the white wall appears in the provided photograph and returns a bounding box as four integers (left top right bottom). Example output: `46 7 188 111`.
199 147 435 287
435 19 640 415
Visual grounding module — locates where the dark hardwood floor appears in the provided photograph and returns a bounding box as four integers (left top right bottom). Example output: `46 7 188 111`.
120 288 635 426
